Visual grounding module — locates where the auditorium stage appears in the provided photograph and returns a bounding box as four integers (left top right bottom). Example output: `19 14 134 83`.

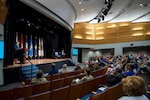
3 58 70 69
3 58 75 85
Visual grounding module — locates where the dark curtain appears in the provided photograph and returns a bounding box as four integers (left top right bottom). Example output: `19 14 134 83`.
4 4 16 66
4 0 72 67
78 48 82 63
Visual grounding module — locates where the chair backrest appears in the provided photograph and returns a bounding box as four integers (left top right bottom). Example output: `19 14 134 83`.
100 74 108 85
104 84 118 100
75 69 85 75
0 89 12 100
81 78 95 97
51 86 70 100
51 73 61 80
50 78 64 90
68 71 76 76
91 67 107 77
76 73 85 79
101 66 108 75
94 67 108 76
91 70 99 77
61 72 69 78
26 91 51 100
90 91 105 100
68 82 84 100
92 75 104 90
115 83 124 99
44 75 51 81
33 81 51 94
12 85 33 99
63 75 76 86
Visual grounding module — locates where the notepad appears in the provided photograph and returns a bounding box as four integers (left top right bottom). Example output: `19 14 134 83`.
98 87 106 91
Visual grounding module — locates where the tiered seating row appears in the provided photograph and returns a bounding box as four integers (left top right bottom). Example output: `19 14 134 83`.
0 75 108 100
0 67 108 100
90 83 124 100
25 66 108 85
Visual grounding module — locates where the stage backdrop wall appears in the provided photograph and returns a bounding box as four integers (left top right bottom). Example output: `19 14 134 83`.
4 1 72 66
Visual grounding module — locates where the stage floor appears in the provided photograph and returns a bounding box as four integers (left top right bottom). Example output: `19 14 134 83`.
4 58 69 69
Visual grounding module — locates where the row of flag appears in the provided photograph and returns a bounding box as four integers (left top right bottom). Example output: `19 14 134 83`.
16 33 44 58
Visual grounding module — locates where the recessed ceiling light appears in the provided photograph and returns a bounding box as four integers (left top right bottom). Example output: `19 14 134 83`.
139 4 144 7
79 2 82 4
81 9 84 11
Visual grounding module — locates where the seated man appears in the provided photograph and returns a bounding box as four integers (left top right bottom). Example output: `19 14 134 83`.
107 67 124 86
30 70 48 84
71 69 93 84
48 63 58 75
74 62 82 71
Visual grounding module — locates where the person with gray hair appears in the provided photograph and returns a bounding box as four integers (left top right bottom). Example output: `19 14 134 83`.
60 63 68 73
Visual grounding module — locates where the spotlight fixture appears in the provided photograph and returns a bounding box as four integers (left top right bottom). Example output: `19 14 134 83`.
28 23 31 26
105 0 109 4
101 15 105 21
89 0 115 24
105 0 114 5
102 9 108 16
98 18 101 23
107 4 112 10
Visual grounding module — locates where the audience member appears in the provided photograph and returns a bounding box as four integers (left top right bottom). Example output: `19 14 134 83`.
123 63 135 76
132 59 140 75
140 57 149 74
59 64 68 73
71 69 93 84
30 70 47 84
118 76 149 100
107 67 124 86
48 63 58 75
80 69 94 82
83 61 89 69
91 61 100 71
14 41 21 64
74 62 82 71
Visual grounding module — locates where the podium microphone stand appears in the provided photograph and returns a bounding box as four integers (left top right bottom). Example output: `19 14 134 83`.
27 57 34 78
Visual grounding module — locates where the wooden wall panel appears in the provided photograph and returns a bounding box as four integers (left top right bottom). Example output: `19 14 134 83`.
72 39 84 44
72 22 150 45
105 38 117 43
118 32 130 37
84 40 95 44
117 37 131 42
131 36 146 41
145 35 150 40
105 32 117 39
95 40 105 44
0 0 8 24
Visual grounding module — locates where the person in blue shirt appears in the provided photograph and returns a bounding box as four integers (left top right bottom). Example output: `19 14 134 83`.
14 41 21 64
48 63 58 75
124 64 135 76
133 59 140 75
